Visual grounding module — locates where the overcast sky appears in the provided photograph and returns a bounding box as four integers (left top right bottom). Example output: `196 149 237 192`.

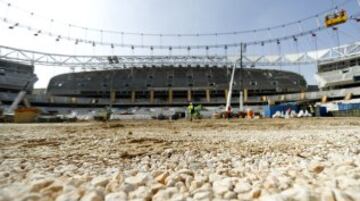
0 0 360 88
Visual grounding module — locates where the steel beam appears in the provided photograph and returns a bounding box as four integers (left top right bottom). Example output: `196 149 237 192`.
0 42 359 68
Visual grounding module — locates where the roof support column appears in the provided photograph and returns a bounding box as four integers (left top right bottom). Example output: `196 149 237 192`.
187 90 192 102
206 89 211 103
111 91 116 103
150 90 154 104
168 89 173 104
131 91 136 103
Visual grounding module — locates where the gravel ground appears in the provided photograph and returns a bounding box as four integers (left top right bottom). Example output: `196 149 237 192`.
0 118 360 201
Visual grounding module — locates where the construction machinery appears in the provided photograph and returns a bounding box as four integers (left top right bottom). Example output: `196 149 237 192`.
4 79 41 123
325 9 348 27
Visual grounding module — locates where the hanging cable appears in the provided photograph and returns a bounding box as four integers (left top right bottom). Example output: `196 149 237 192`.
0 14 339 50
0 0 352 38
5 2 10 23
49 19 54 36
168 46 172 56
121 32 124 46
55 35 61 42
324 24 338 47
84 28 88 44
332 0 337 11
224 44 228 68
277 40 282 70
266 29 272 40
111 43 115 55
259 32 266 69
177 34 182 52
315 15 322 28
293 36 301 75
311 32 319 65
349 18 360 36
215 33 218 51
150 46 154 57
332 26 341 47
92 41 96 55
297 21 313 54
140 33 144 48
225 45 230 83
335 27 355 42
29 12 37 36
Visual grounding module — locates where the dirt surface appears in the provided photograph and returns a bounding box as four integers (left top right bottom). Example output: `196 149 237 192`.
0 118 360 200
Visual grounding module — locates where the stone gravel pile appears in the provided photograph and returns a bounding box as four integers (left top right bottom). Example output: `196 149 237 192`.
0 119 359 201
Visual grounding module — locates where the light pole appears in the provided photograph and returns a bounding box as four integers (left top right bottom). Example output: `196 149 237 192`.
239 43 244 113
225 43 245 113
225 62 236 112
109 67 115 110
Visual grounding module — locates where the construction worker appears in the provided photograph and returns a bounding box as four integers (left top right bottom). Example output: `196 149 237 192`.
340 10 345 17
187 102 195 121
194 104 203 119
105 106 112 121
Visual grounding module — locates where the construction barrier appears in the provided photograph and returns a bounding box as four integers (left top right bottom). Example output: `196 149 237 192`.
331 109 360 117
338 103 360 111
315 106 328 117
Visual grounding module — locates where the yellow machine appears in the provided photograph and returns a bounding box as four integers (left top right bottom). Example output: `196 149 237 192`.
325 9 348 27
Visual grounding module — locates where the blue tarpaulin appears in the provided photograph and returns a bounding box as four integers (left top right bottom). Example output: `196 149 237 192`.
338 103 360 111
263 103 299 118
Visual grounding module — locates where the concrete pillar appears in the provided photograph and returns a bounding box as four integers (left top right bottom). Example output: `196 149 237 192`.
344 93 352 100
187 90 192 102
268 98 275 105
206 89 211 103
168 89 173 104
321 96 327 103
131 91 136 103
239 91 244 112
243 88 248 102
71 97 77 104
111 91 116 103
150 90 155 104
300 92 305 100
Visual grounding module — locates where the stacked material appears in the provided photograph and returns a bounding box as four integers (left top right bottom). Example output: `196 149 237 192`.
263 103 299 118
14 108 41 123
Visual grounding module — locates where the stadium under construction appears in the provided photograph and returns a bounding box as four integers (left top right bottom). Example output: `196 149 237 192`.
0 2 359 113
